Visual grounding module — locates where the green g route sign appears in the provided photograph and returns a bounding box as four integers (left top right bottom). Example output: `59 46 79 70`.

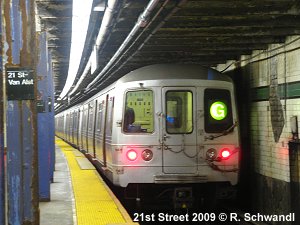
210 101 227 120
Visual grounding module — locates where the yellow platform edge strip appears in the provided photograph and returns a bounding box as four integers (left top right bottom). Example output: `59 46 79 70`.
55 138 139 225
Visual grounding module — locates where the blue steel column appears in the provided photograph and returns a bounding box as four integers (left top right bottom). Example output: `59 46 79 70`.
0 0 5 224
3 0 39 224
47 52 55 183
37 31 50 201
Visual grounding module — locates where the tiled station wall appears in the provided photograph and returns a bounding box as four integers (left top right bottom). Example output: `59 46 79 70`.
217 36 300 222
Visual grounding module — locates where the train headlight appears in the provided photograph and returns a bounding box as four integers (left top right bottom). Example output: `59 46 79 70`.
141 149 153 161
206 148 217 161
127 149 138 161
220 148 231 160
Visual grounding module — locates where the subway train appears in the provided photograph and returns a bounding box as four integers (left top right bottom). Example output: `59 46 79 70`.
55 64 240 208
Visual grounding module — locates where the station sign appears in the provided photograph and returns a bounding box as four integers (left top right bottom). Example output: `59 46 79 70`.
6 67 35 100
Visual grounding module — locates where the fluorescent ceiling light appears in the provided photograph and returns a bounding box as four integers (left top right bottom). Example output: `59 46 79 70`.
59 0 93 100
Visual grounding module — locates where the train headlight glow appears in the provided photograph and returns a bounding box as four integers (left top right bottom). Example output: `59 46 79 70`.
210 101 227 120
141 149 153 161
220 148 231 159
126 149 138 161
206 148 217 161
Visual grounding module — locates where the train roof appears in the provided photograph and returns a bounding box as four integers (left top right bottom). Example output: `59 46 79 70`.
117 64 232 84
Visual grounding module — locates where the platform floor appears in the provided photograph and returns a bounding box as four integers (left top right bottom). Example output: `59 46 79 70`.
40 138 137 225
40 145 75 225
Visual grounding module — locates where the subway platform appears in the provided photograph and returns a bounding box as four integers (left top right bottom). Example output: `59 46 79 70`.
40 138 138 225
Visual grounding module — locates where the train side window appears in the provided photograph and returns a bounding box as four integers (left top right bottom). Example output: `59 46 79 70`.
166 91 193 134
123 90 154 133
204 89 233 133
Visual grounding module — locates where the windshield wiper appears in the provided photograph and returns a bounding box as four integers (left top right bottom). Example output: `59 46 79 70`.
205 121 238 141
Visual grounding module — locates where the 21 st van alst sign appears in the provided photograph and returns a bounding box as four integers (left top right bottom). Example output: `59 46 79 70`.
6 67 35 100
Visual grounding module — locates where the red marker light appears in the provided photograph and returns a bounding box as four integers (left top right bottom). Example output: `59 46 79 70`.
127 150 138 161
220 148 231 159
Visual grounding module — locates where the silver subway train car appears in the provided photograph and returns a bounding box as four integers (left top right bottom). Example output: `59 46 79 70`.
55 64 240 207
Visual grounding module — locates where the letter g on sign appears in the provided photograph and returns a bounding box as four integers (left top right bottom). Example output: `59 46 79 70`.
210 101 227 120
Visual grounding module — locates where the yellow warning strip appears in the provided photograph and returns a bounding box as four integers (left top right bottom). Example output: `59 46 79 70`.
56 138 138 225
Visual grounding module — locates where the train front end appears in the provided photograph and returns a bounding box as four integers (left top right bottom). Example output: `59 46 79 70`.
110 65 240 206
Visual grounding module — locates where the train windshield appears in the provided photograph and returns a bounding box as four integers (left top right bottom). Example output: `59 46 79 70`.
204 89 233 133
165 90 193 134
123 90 154 133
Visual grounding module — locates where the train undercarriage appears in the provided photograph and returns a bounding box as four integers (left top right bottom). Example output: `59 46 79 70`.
114 182 237 212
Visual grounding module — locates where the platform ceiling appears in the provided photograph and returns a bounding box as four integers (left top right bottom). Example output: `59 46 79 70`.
36 0 300 108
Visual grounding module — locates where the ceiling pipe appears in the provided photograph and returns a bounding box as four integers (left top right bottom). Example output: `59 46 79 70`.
68 56 91 96
95 0 187 89
87 0 187 92
95 0 118 48
86 0 161 90
67 0 118 97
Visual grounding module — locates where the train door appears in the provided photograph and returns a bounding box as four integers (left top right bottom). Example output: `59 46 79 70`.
70 111 74 143
104 95 114 167
95 98 106 166
73 110 78 146
95 94 112 167
161 87 197 174
81 104 89 151
76 109 81 147
92 100 98 157
65 113 68 140
78 107 83 150
87 101 95 154
66 112 71 141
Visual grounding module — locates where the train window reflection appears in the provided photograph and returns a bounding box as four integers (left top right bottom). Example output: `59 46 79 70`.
123 90 154 133
166 91 193 134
